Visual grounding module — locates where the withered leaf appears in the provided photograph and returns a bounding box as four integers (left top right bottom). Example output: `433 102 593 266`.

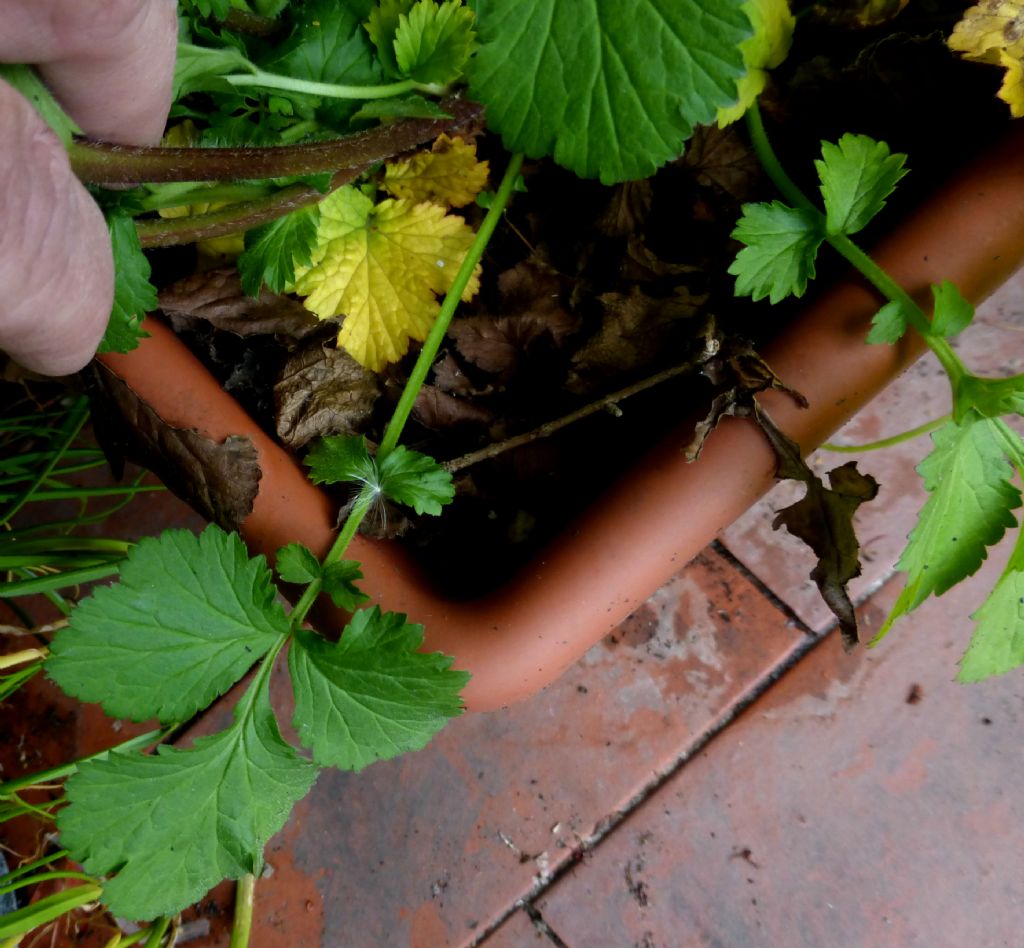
449 260 579 381
432 352 476 396
812 0 909 28
594 180 653 236
772 459 879 649
90 364 261 532
685 350 875 646
159 268 320 339
413 385 495 431
274 341 380 450
681 124 763 202
567 286 710 396
621 236 701 284
686 341 808 461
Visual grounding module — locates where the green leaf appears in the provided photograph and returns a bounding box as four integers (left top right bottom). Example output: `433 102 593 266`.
866 300 909 345
57 675 316 920
365 0 416 77
268 0 385 127
180 0 232 20
958 529 1024 682
351 92 452 122
47 526 288 723
238 204 320 296
815 134 908 236
275 542 322 584
874 417 1022 643
728 202 824 303
930 280 974 339
956 374 1024 421
0 64 81 145
322 560 370 610
173 41 256 100
378 445 454 515
468 0 750 184
304 434 378 488
288 608 468 770
97 215 155 356
393 0 475 85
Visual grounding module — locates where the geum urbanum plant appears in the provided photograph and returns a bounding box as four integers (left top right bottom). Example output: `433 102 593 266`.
1 0 764 938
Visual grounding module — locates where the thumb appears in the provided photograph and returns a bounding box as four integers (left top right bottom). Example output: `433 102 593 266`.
0 80 113 376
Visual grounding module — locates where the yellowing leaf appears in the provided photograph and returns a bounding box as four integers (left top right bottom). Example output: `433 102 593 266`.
717 0 795 127
999 48 1024 115
950 0 1024 115
290 186 479 371
949 0 1024 64
383 134 490 208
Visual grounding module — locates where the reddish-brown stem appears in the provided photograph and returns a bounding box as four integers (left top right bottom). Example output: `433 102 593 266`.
69 97 483 185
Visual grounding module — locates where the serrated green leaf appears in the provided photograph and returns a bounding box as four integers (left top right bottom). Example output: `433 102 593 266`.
930 280 974 339
47 526 288 723
304 434 378 487
874 417 1022 643
365 0 416 76
275 542 322 584
181 0 232 20
57 675 316 920
173 42 256 100
0 64 81 145
815 133 908 236
97 215 155 355
956 374 1024 421
468 0 750 184
268 0 385 128
288 608 468 770
393 0 475 85
958 528 1024 682
238 204 320 296
866 300 909 345
322 560 370 610
728 201 824 303
378 445 454 515
351 93 452 122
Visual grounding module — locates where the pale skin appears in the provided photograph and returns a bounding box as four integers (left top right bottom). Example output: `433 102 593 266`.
0 0 177 375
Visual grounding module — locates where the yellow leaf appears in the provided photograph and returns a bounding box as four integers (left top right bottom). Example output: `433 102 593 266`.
382 134 490 208
949 0 1024 64
716 0 795 127
290 186 480 371
999 48 1024 115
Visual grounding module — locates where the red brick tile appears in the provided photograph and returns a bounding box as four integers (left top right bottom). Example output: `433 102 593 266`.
721 266 1024 631
185 550 804 947
535 531 1024 947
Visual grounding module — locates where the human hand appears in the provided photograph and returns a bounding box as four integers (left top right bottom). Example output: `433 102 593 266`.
0 0 177 375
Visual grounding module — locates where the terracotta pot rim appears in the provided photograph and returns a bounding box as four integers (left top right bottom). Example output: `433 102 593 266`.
99 125 1024 711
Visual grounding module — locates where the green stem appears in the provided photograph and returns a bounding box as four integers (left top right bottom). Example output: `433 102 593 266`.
229 873 257 948
0 851 69 887
379 152 526 458
821 413 950 453
142 916 171 948
287 155 526 627
0 485 163 501
0 727 169 796
744 103 967 386
225 70 442 101
0 883 103 941
0 870 96 898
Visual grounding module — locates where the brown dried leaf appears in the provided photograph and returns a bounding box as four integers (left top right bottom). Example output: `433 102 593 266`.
413 385 494 431
159 268 321 339
686 341 808 461
90 364 261 531
274 341 380 449
567 287 709 395
772 459 879 648
684 350 875 646
594 180 653 236
621 236 700 283
680 124 762 202
432 353 476 395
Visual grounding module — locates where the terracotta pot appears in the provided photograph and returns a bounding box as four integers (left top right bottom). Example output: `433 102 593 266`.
99 124 1024 712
